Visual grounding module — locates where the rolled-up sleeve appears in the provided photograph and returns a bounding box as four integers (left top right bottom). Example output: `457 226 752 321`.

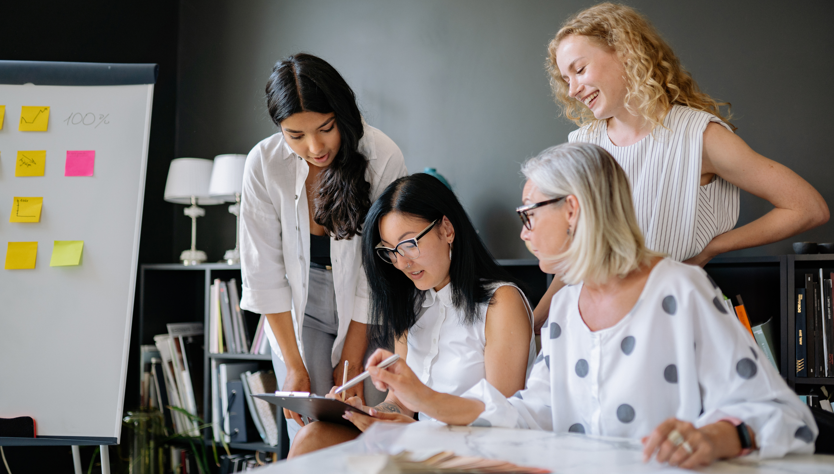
239 146 293 315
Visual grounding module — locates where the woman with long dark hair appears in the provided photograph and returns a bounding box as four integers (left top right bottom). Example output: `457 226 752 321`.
238 53 407 440
287 174 536 456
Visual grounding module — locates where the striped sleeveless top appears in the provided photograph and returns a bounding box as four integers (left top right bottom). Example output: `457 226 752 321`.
568 105 739 261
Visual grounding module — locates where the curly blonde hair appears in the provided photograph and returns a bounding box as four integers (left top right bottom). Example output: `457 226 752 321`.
548 3 735 132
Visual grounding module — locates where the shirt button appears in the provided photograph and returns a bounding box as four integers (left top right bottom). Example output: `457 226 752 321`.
295 194 298 200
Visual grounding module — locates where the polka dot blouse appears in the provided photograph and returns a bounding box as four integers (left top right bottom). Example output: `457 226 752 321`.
461 258 817 458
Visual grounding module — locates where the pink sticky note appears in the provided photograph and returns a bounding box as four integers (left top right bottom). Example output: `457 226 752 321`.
65 150 95 177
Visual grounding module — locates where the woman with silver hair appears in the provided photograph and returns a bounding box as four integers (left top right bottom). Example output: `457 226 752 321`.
361 142 816 469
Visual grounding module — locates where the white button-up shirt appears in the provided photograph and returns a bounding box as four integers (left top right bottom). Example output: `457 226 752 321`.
239 123 407 367
407 282 536 421
463 259 817 458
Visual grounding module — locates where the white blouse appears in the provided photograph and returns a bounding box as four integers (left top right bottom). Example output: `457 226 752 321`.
239 123 407 367
462 259 817 459
407 282 536 422
569 105 740 261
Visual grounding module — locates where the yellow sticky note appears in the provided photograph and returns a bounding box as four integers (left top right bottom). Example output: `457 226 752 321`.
15 150 46 177
5 242 37 270
0 105 5 130
19 106 49 131
9 197 43 223
50 241 83 267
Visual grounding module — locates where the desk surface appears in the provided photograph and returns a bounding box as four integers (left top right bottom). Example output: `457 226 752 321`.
261 422 834 474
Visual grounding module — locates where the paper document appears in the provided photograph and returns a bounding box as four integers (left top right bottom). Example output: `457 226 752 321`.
9 197 43 223
19 106 50 131
65 150 95 176
50 241 84 266
5 242 38 270
15 151 46 177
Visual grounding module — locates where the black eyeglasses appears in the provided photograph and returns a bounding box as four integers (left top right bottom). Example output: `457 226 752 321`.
516 197 565 230
375 219 439 264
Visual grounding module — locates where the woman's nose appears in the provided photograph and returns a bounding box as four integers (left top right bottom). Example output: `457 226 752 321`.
308 136 325 155
520 225 532 241
394 255 412 271
569 81 581 100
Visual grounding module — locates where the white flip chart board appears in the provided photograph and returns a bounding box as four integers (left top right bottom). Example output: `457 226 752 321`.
0 61 156 444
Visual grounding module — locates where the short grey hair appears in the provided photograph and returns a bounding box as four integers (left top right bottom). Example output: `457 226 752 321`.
521 142 662 285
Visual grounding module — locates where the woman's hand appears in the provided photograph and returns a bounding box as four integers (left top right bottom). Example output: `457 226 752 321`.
343 407 416 432
282 367 311 426
642 418 741 469
333 359 365 405
365 349 432 414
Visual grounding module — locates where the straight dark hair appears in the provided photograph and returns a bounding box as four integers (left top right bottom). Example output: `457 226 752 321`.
266 53 370 240
364 174 525 348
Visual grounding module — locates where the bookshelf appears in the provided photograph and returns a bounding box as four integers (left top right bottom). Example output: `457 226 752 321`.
137 259 551 460
787 255 834 391
138 263 282 456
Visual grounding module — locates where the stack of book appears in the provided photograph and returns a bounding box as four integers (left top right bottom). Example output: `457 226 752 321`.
209 278 270 355
796 270 834 378
139 323 204 436
209 365 279 446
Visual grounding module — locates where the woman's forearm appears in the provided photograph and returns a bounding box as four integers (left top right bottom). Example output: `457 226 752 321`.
417 390 486 426
706 206 827 258
265 312 305 371
340 320 369 367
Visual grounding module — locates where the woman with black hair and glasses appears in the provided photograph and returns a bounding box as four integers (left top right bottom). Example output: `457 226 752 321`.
238 53 407 440
286 173 536 457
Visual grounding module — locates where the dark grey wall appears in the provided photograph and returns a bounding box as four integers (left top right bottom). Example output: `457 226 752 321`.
176 0 834 260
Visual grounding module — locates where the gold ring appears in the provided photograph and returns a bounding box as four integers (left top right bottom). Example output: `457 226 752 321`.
667 429 684 447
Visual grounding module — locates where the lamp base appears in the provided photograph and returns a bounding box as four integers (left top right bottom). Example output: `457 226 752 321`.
180 249 207 266
223 248 240 265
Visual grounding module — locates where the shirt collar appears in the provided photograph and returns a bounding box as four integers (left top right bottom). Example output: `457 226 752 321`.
422 283 454 308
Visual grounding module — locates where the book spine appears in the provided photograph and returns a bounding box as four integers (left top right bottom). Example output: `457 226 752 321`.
815 284 824 376
797 288 807 377
805 274 816 377
752 325 778 369
229 279 250 353
219 281 238 353
822 278 834 377
820 270 830 377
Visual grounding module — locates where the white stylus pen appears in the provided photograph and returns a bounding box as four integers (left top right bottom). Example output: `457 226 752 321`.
334 354 400 395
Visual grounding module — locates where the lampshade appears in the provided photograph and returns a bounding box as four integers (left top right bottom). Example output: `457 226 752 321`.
208 154 247 202
164 158 223 205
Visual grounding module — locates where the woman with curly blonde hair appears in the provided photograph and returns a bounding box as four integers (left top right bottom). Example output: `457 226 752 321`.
532 2 828 330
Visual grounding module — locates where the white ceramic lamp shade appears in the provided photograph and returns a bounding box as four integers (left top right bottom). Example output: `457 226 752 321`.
209 154 247 264
164 158 224 205
208 154 246 201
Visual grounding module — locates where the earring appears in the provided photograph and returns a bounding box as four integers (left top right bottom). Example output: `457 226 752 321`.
567 227 572 237
449 243 453 260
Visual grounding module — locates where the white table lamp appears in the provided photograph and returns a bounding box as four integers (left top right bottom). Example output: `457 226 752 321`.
209 154 247 264
164 157 223 265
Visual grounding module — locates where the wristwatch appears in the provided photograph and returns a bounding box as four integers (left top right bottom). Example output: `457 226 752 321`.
721 417 754 456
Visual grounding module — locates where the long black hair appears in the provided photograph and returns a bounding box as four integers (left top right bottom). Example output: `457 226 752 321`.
266 53 370 240
363 173 525 348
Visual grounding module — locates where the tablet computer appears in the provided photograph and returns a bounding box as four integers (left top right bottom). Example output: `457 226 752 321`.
254 393 368 427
